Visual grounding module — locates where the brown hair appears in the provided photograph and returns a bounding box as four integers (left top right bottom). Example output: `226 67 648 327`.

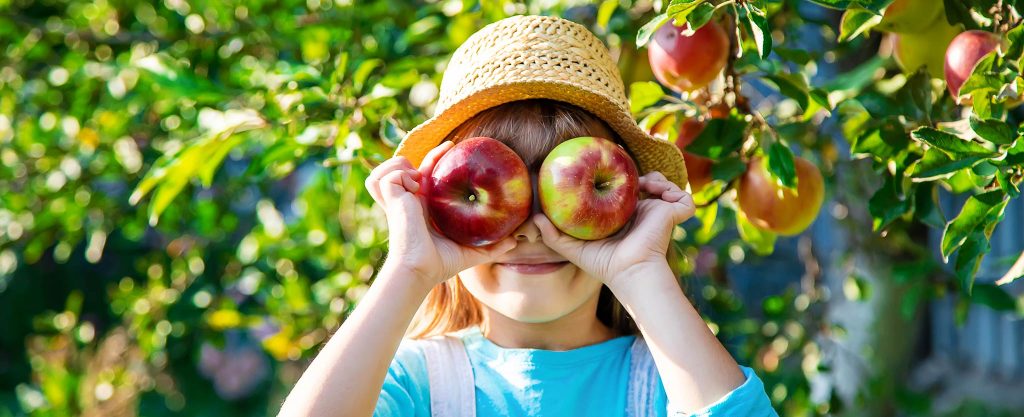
405 99 643 339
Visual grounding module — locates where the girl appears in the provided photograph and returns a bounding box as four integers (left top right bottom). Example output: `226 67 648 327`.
279 15 776 417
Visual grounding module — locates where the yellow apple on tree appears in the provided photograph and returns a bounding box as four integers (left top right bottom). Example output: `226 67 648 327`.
890 17 962 79
876 0 943 34
736 155 825 236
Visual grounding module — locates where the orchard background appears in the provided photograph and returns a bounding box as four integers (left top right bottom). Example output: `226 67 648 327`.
2 0 1024 416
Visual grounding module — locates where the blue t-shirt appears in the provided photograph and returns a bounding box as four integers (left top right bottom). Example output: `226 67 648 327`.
374 326 777 416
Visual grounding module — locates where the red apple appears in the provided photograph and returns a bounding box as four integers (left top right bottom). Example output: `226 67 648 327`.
647 104 730 194
425 137 532 246
648 20 729 93
945 30 1004 98
538 136 639 240
736 156 824 236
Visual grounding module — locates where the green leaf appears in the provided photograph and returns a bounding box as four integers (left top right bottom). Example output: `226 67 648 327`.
996 169 1020 198
972 92 995 119
666 0 705 25
694 202 720 244
352 58 383 93
1006 24 1024 61
910 127 996 158
960 54 1007 110
629 81 665 114
774 47 811 65
765 73 810 110
913 184 945 229
940 190 1008 260
807 0 889 11
637 13 669 48
971 161 998 177
911 149 984 182
379 116 406 147
685 2 716 31
851 118 907 161
737 212 777 256
809 88 834 112
868 175 911 231
904 70 933 122
597 0 618 31
943 0 979 30
766 142 797 189
970 283 1018 311
954 231 990 294
838 7 882 42
710 156 747 182
743 3 772 59
970 117 1016 145
824 56 886 91
130 111 267 225
687 117 749 159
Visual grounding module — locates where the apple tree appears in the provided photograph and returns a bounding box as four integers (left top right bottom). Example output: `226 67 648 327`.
2 0 1023 416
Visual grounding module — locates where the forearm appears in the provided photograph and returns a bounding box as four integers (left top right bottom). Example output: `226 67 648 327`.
278 262 433 417
608 262 745 412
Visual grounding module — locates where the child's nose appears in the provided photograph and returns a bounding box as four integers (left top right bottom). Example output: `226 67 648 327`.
513 216 542 243
513 171 543 243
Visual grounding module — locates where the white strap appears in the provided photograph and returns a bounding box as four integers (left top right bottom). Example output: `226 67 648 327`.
627 336 660 417
419 335 476 417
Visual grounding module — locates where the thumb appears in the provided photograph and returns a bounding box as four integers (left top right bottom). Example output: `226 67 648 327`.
532 213 582 261
462 236 518 266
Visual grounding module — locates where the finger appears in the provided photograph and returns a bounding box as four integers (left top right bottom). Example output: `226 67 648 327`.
663 189 686 203
671 192 697 224
532 213 584 262
476 236 518 260
640 178 673 196
401 170 421 193
366 157 416 204
379 170 417 203
418 141 455 179
457 236 518 273
646 171 668 183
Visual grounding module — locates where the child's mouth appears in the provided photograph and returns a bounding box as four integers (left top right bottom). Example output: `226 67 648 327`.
496 262 570 274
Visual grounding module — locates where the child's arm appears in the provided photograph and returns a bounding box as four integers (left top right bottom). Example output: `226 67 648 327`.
534 172 766 413
278 143 516 417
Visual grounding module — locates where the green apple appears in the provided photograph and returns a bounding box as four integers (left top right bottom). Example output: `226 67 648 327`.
876 0 943 34
891 17 961 79
538 136 639 240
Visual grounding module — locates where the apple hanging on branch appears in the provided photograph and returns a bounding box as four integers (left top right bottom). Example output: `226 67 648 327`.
648 19 729 93
737 155 825 236
646 103 731 195
944 30 1006 99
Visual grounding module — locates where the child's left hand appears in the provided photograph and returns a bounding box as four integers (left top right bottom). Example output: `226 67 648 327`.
533 171 695 291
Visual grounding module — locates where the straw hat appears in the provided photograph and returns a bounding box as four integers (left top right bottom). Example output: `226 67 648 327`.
394 14 688 188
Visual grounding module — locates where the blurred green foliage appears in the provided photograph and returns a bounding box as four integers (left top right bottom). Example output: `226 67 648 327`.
1 0 1022 416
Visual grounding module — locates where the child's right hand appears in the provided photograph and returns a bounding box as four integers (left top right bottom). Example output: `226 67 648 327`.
364 141 518 290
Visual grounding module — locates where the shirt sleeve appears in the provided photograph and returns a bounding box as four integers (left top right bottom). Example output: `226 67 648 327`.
373 341 431 417
667 366 778 417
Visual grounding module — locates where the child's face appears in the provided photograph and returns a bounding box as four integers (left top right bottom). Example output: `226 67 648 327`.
458 170 606 324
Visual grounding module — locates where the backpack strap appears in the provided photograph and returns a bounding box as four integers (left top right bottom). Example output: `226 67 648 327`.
418 334 476 417
627 336 660 417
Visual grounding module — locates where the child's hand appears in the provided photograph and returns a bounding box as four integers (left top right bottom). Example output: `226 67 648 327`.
533 171 695 291
365 142 517 289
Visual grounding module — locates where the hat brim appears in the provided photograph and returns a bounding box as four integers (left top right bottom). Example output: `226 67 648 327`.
395 80 688 188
